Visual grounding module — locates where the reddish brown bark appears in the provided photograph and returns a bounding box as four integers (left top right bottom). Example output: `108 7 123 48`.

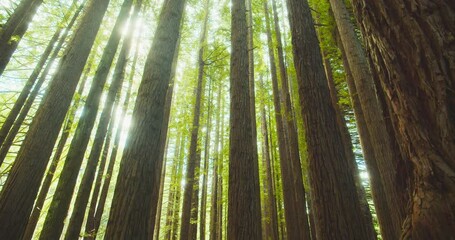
352 1 455 238
286 0 371 238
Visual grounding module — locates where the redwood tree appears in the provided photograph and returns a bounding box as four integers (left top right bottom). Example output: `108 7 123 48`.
228 0 262 238
352 0 455 238
286 0 371 238
104 0 186 238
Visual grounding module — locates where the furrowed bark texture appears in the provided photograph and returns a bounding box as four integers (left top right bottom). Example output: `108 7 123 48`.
352 0 455 238
286 0 371 238
228 0 262 238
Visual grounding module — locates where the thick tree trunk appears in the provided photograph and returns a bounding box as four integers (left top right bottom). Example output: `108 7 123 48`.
38 2 133 238
179 3 210 239
0 0 44 75
286 0 371 238
154 34 180 240
0 0 110 238
22 57 93 240
352 1 455 238
0 1 81 148
228 0 262 238
329 1 411 238
0 2 84 165
104 0 186 237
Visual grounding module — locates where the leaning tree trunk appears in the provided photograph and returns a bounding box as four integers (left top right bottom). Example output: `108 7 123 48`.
329 1 410 238
0 2 84 165
38 2 133 239
351 0 455 238
64 4 141 239
228 0 262 238
286 0 372 238
0 0 44 75
333 28 397 240
0 0 110 238
104 0 186 238
323 49 377 239
22 56 93 240
0 0 81 148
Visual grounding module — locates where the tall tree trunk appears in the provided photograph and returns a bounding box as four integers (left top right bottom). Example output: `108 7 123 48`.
164 134 183 240
180 2 210 238
104 0 186 237
154 34 181 240
0 0 44 75
323 49 377 239
154 149 168 240
259 78 279 240
286 0 371 238
228 0 262 238
171 136 187 240
352 0 455 238
64 4 141 240
0 0 110 238
246 0 259 193
209 83 222 240
263 1 305 239
83 36 139 239
21 55 93 240
38 2 133 238
0 2 84 165
271 0 311 238
329 1 411 238
216 94 225 240
334 30 396 240
80 101 116 239
0 0 81 148
199 78 213 240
